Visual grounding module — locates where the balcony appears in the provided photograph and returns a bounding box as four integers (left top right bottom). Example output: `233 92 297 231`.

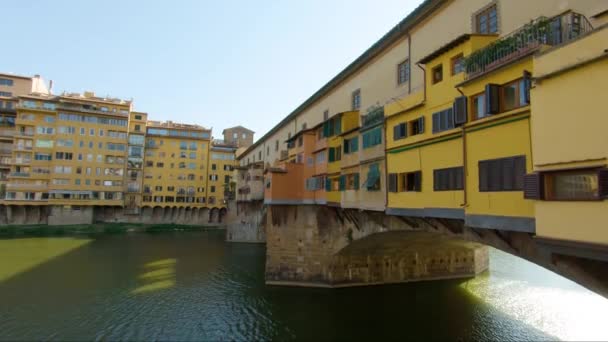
280 150 289 161
361 107 384 129
464 12 593 80
15 131 34 138
6 183 47 190
13 145 33 151
56 103 127 116
0 129 15 138
12 158 32 165
10 172 30 177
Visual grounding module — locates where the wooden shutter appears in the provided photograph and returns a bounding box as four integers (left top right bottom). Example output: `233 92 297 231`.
479 160 489 191
523 173 544 199
325 177 332 192
432 113 439 133
328 148 335 162
401 123 408 138
343 140 349 154
523 71 532 104
418 116 425 133
514 156 526 190
433 169 440 191
354 173 360 190
455 167 464 190
502 157 515 190
453 96 468 125
485 84 500 115
393 125 400 141
598 168 608 199
388 173 398 193
414 171 422 192
339 175 346 191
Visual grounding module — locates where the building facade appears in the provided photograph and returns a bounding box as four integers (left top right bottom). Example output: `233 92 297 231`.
222 126 254 148
236 0 608 254
0 89 249 225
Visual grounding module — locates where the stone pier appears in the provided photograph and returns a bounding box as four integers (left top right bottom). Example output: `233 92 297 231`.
264 205 488 288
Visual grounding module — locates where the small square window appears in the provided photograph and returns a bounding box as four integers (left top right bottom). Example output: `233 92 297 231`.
352 89 361 110
432 65 443 84
397 60 410 85
451 54 464 75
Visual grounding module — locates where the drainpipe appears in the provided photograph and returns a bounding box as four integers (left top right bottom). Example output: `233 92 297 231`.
408 34 412 95
416 62 426 103
456 86 468 208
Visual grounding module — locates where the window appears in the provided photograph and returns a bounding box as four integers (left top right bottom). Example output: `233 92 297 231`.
352 89 361 110
397 59 410 85
0 78 14 86
541 169 604 201
90 128 95 136
343 137 359 154
297 136 303 147
432 64 443 84
398 171 422 192
210 186 216 193
364 163 381 191
242 133 246 139
431 108 455 133
471 93 486 120
0 91 12 97
451 54 464 75
258 151 262 160
393 123 407 140
275 140 279 151
479 155 526 192
155 186 163 191
89 141 93 148
80 127 85 135
212 164 217 171
434 167 464 191
475 4 498 34
328 146 341 162
323 110 329 121
233 132 238 139
362 127 382 148
410 117 425 136
501 79 528 112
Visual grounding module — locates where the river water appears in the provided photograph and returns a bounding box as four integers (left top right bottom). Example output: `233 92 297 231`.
0 230 607 341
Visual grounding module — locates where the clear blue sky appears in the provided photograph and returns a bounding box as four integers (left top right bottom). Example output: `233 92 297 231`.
4 0 423 140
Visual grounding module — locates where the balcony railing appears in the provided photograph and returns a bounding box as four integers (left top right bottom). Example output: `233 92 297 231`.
0 129 15 138
6 183 47 190
10 172 30 177
464 12 593 80
13 145 33 151
362 107 384 128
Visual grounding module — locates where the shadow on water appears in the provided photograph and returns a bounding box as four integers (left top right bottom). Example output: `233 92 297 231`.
0 230 566 341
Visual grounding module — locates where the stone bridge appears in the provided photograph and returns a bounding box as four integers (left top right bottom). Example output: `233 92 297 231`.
232 203 608 298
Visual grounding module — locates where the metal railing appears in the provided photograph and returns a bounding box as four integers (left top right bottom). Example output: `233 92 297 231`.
10 172 30 177
464 12 593 79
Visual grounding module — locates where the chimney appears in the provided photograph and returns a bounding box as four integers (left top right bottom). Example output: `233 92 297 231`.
48 80 53 94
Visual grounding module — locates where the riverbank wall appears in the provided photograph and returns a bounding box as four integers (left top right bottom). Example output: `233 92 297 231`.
0 204 227 227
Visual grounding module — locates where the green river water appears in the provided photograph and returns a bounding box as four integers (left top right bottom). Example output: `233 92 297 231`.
0 230 607 341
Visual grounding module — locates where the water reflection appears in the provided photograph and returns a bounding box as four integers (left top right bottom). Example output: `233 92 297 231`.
0 231 605 341
462 249 608 341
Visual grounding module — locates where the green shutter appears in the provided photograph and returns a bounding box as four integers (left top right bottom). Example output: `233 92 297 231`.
325 177 332 191
339 175 346 191
354 173 360 190
334 118 342 135
328 148 335 162
352 137 359 152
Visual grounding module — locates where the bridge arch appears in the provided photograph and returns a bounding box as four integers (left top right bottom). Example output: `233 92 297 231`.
263 204 608 297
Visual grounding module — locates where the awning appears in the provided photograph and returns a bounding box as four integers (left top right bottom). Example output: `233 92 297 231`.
364 163 380 189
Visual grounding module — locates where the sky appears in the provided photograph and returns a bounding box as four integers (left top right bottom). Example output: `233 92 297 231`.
4 0 424 140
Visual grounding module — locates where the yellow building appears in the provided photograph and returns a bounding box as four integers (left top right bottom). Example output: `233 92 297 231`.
385 11 595 233
528 24 608 248
0 73 49 198
210 140 238 205
142 121 211 209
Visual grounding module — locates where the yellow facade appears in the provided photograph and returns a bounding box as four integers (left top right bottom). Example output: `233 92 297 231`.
142 122 212 209
530 26 608 246
210 142 238 205
5 93 131 206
